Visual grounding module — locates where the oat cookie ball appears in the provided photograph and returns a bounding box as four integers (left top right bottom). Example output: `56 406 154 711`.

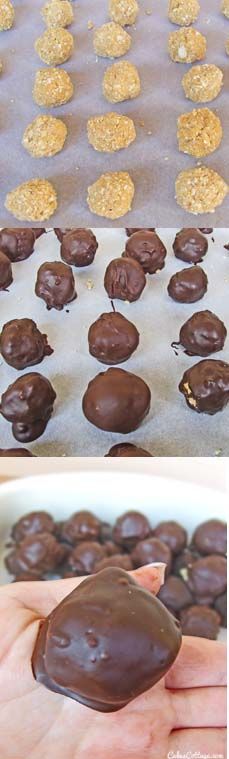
182 64 223 102
175 166 228 214
5 179 57 222
0 0 14 30
35 27 74 66
87 172 134 219
22 115 67 158
221 0 229 18
87 112 136 152
93 22 131 58
168 28 206 63
168 0 200 26
41 0 74 28
33 68 73 107
226 38 229 55
177 108 222 158
103 60 140 103
109 0 139 26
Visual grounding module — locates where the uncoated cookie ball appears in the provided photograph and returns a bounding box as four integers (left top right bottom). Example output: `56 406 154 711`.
182 64 223 102
35 28 74 65
41 0 74 28
87 112 136 152
87 172 134 219
93 22 131 57
103 60 140 103
221 0 229 18
177 108 222 158
33 68 74 107
168 0 200 25
5 179 57 221
0 0 14 30
109 0 139 26
168 28 206 63
175 166 228 214
22 115 67 158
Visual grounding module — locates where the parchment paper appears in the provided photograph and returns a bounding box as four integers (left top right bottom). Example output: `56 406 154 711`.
0 0 228 227
0 227 228 456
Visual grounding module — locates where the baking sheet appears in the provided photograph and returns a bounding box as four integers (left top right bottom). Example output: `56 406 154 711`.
0 0 228 227
0 227 228 456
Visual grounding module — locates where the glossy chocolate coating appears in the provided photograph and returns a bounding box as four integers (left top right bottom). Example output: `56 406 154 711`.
179 359 229 414
158 575 193 612
83 367 151 433
168 266 208 303
94 554 133 572
126 228 155 236
105 442 152 457
35 261 77 310
66 542 106 575
192 519 227 556
173 229 208 264
12 417 49 443
131 538 172 575
179 310 227 357
0 250 13 290
32 567 182 712
113 511 151 549
188 555 227 598
5 533 66 576
214 592 227 627
154 521 187 555
123 231 167 274
0 318 53 370
173 548 199 579
54 228 72 242
60 511 101 545
88 312 139 365
0 372 56 424
0 447 34 456
199 228 213 234
0 228 35 262
61 229 98 267
104 258 146 302
32 229 46 239
12 511 55 544
180 605 220 639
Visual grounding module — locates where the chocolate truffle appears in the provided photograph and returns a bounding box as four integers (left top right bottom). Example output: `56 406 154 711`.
12 418 50 443
0 250 13 290
188 554 227 598
54 228 72 242
179 359 229 414
32 567 182 711
0 228 35 262
123 231 167 274
199 228 213 234
35 261 77 310
180 605 220 639
173 228 208 264
112 510 151 549
0 372 56 424
88 311 139 365
104 258 146 302
5 533 66 576
65 541 106 575
82 367 151 433
126 228 155 236
173 547 199 579
105 442 152 456
11 510 55 544
192 519 227 556
0 318 53 370
179 310 227 357
32 228 46 239
61 229 98 267
214 592 227 627
94 554 133 572
131 538 172 575
0 448 34 456
158 575 193 613
154 521 187 555
168 266 208 303
60 511 101 545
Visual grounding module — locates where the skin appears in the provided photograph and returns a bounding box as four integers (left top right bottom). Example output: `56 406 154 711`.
0 565 226 759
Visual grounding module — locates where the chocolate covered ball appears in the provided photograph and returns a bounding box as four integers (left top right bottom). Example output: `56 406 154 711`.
105 442 152 456
0 228 35 262
65 541 106 575
0 250 13 290
35 261 76 310
167 266 208 303
214 592 227 627
173 547 199 579
94 554 133 572
157 575 193 613
60 511 101 545
154 521 187 555
0 318 53 370
5 533 66 576
192 519 227 556
82 367 151 433
0 372 56 425
179 310 227 357
180 605 220 639
88 311 139 365
0 447 34 456
54 228 72 242
123 231 167 274
188 554 227 599
112 510 151 549
32 567 182 711
131 537 172 575
104 258 146 302
61 229 98 267
11 510 55 544
179 359 229 414
173 228 208 264
126 228 155 236
12 418 50 443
